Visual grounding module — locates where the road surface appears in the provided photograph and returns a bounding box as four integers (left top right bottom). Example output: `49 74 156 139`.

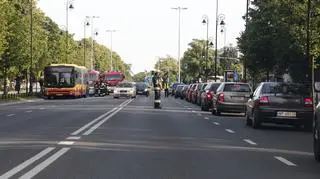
0 95 319 179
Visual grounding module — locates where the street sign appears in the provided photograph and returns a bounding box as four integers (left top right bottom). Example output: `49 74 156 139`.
233 71 239 82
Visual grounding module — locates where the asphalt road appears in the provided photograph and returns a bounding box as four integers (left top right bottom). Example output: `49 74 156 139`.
0 94 319 179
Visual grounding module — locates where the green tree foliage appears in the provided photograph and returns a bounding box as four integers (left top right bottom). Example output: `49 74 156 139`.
133 72 146 82
238 0 320 83
154 55 178 84
0 0 132 92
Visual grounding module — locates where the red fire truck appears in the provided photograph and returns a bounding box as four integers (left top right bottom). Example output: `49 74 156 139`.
102 71 125 93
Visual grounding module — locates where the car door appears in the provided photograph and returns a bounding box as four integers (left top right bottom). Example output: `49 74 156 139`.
247 83 263 117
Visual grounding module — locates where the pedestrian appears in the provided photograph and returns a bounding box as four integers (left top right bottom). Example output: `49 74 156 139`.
39 76 44 94
152 71 162 109
164 82 169 97
15 75 21 94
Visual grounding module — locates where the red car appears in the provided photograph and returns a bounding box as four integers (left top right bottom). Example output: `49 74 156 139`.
200 82 221 111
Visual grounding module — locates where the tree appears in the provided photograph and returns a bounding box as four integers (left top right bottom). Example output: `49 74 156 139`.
154 55 178 84
133 72 146 82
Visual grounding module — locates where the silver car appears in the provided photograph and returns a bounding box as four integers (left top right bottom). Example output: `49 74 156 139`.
212 82 252 115
113 82 136 98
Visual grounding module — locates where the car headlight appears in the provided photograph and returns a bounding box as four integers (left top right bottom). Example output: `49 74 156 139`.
144 89 148 92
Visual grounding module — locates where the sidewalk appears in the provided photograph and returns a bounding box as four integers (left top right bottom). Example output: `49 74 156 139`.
0 97 43 106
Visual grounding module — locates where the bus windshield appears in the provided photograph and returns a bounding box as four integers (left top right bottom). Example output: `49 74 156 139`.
106 74 121 81
44 67 74 87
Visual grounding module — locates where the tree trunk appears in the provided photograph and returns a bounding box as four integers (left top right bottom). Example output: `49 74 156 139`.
266 70 270 82
3 66 8 96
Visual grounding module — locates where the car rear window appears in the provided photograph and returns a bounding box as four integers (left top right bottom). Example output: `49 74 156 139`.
224 83 251 92
206 83 220 92
117 83 133 88
262 83 310 95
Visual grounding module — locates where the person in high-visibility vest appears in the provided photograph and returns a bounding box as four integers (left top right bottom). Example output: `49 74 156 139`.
152 71 162 109
164 82 169 97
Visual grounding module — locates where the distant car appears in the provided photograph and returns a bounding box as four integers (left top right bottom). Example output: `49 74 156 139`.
135 82 150 96
246 82 313 130
113 82 136 98
171 83 182 96
200 82 220 111
212 82 252 115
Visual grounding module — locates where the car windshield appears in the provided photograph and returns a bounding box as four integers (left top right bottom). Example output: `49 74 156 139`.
135 83 147 89
87 74 99 81
224 83 251 92
106 74 121 80
117 83 133 88
262 83 311 95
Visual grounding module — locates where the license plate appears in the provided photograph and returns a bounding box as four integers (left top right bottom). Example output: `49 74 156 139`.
277 111 296 117
232 96 244 100
56 94 63 96
137 91 143 94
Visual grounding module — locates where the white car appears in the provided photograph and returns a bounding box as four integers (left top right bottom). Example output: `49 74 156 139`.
113 82 136 98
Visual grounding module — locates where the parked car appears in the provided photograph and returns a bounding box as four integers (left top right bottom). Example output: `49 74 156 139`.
196 83 208 105
200 82 221 111
213 82 252 115
113 82 136 98
180 85 189 99
314 83 320 162
171 83 182 96
175 85 185 98
246 82 313 130
191 83 200 104
187 84 196 102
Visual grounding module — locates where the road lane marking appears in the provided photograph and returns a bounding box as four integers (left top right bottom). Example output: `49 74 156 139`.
244 139 257 145
213 122 220 125
197 113 202 116
188 108 192 110
83 108 123 135
39 108 45 110
184 106 188 108
26 110 32 113
225 129 235 133
204 117 209 120
58 141 75 145
192 110 195 113
7 114 15 117
66 136 81 140
70 107 119 135
19 148 70 179
0 147 55 178
274 156 297 166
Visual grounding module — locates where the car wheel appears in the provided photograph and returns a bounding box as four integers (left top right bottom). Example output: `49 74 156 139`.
314 119 320 162
245 111 252 126
252 111 261 129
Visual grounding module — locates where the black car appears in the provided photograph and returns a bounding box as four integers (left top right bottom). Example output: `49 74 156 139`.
246 82 313 130
135 82 150 96
313 83 320 162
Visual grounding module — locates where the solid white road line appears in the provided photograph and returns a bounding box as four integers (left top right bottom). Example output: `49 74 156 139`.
0 147 55 178
225 129 235 133
7 114 15 117
66 136 81 140
204 117 209 120
83 107 123 135
58 141 75 145
70 107 118 135
213 122 220 125
274 156 297 166
244 139 257 145
19 148 71 179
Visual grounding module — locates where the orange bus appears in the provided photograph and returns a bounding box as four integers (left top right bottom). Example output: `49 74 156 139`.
43 64 88 99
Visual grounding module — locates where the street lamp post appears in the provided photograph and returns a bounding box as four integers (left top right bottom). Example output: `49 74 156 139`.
202 15 209 82
65 0 74 64
29 0 33 94
86 16 99 70
214 0 225 82
106 29 117 71
244 0 250 82
172 6 187 83
83 17 90 67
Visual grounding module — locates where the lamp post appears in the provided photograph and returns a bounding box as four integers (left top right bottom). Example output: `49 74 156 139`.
172 6 188 83
106 29 117 71
65 0 74 64
84 17 90 67
86 16 100 70
214 0 225 82
202 15 209 82
29 0 33 94
220 25 227 69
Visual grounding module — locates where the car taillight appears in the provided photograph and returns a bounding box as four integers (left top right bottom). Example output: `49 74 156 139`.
259 96 269 106
304 97 313 108
207 92 213 99
218 93 225 102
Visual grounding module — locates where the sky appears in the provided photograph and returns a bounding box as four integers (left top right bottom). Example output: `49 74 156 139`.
37 0 247 74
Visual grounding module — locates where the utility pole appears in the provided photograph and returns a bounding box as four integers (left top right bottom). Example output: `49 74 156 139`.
29 0 33 94
244 0 249 82
106 30 116 71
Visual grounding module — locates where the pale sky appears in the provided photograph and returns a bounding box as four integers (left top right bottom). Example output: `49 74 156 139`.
37 0 247 74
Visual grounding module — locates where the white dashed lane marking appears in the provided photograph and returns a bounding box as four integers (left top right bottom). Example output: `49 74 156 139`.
274 156 297 166
212 122 220 125
225 129 235 133
66 136 81 140
204 117 209 120
7 114 15 117
243 139 257 145
26 110 32 113
58 141 75 145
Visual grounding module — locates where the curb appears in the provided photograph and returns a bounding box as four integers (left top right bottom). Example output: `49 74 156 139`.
0 99 44 106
